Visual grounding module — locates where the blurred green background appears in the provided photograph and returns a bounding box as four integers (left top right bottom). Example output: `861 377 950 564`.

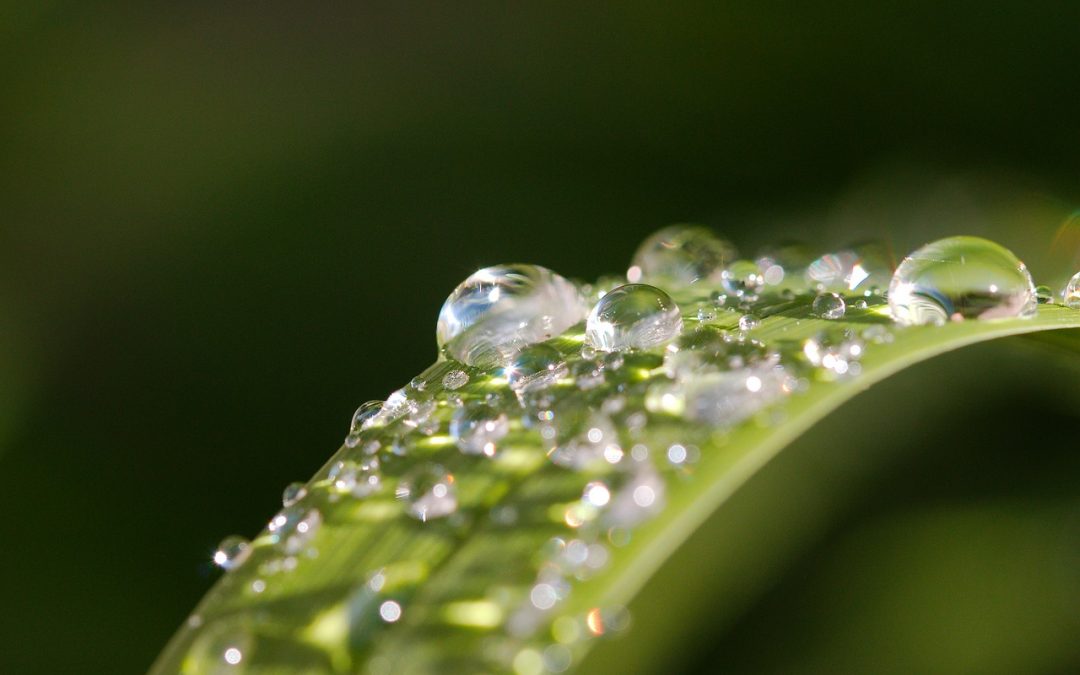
2 2 1079 673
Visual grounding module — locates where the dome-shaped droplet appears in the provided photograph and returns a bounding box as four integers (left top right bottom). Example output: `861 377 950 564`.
441 369 469 390
281 482 307 507
888 236 1037 326
626 225 736 286
812 292 846 319
213 536 251 571
436 265 586 367
395 465 457 522
505 343 566 393
585 284 682 352
1064 272 1080 308
449 404 509 456
349 400 383 434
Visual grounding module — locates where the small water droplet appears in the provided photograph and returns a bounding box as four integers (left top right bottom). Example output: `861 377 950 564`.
213 536 251 571
627 224 736 285
1063 272 1080 308
267 506 322 554
505 343 566 393
812 292 846 319
450 404 509 456
436 264 586 367
328 458 381 497
721 260 764 298
585 284 682 352
396 465 457 521
888 236 1036 325
1035 284 1054 304
281 482 307 507
755 241 813 290
738 314 760 331
349 400 384 434
441 369 469 390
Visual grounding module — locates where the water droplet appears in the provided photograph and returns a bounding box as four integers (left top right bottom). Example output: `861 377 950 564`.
450 404 509 456
281 482 307 507
1063 272 1080 308
585 284 682 352
441 369 469 390
1035 284 1054 304
549 414 620 469
721 260 764 298
627 224 736 285
807 242 893 293
737 314 760 331
349 400 383 434
505 343 566 393
328 458 381 497
395 465 457 521
213 536 251 571
888 236 1036 325
812 292 846 319
436 264 586 367
755 241 812 290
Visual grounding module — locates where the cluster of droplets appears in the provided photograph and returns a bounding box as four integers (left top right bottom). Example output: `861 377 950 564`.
191 224 1076 674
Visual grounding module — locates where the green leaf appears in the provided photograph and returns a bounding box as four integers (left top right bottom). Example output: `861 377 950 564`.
150 288 1080 675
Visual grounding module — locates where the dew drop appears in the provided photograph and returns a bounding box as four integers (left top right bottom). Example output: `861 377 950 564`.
888 236 1036 326
328 458 381 498
281 482 307 507
585 284 682 352
812 292 846 319
1064 272 1080 308
627 224 736 285
721 260 765 298
737 314 760 331
505 343 566 393
267 506 322 554
441 369 469 390
395 465 457 521
349 400 384 434
807 242 893 293
1035 284 1054 304
450 404 509 456
213 536 251 571
436 264 586 367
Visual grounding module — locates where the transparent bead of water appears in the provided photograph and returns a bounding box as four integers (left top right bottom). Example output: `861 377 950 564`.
213 536 251 571
395 465 457 522
505 343 566 393
888 236 1037 326
813 292 846 319
626 224 736 286
349 400 384 434
281 482 306 507
737 314 759 331
721 260 765 298
806 242 893 293
450 404 509 456
436 264 586 367
755 241 812 290
441 369 469 390
268 506 322 554
1063 272 1080 308
585 284 682 352
328 458 381 497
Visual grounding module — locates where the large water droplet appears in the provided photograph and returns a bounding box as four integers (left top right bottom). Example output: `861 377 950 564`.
626 225 736 286
1064 271 1080 308
888 236 1037 326
436 265 586 367
396 465 457 521
585 284 682 352
450 403 509 456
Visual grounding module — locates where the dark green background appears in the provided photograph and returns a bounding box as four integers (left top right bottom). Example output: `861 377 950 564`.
2 3 1079 673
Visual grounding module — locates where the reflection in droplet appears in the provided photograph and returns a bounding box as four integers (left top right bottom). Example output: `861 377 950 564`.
436 264 586 366
450 404 509 456
888 236 1036 325
1064 271 1080 308
505 343 566 393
